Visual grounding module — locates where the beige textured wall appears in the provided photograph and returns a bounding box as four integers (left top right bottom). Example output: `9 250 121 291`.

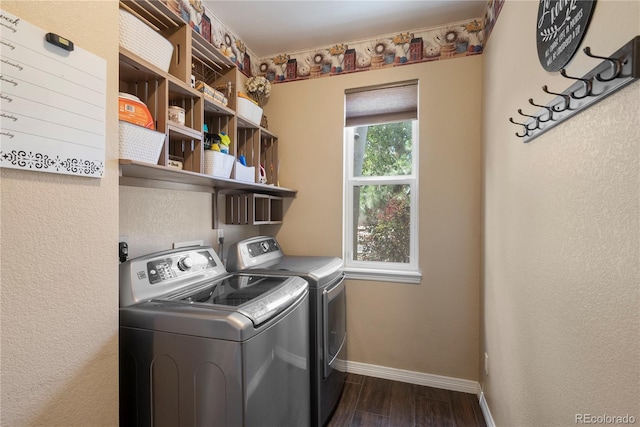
119 188 257 260
482 1 640 425
0 1 119 426
265 57 483 380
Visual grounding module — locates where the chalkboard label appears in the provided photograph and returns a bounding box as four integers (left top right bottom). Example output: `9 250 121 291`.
537 0 597 72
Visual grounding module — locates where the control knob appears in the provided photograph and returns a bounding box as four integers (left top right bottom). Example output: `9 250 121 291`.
177 257 193 271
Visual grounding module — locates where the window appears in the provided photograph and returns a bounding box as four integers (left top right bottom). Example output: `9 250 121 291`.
343 81 421 283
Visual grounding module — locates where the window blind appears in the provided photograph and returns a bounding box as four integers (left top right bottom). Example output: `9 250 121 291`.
345 80 418 127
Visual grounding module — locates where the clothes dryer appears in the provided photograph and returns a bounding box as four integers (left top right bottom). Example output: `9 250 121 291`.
227 236 346 427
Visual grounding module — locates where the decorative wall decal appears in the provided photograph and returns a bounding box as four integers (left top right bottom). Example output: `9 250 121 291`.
0 150 104 175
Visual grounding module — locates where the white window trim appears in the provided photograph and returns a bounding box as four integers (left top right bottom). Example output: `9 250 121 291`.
344 267 422 284
342 123 422 284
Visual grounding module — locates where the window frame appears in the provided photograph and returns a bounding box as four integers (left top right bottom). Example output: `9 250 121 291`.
342 121 421 284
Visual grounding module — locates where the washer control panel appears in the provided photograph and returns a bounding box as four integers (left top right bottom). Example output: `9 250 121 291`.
147 251 215 284
120 246 229 307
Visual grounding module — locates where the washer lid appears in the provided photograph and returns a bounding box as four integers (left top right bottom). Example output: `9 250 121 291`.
169 275 307 326
120 275 308 340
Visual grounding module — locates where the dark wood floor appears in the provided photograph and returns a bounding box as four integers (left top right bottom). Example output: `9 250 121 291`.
327 374 487 427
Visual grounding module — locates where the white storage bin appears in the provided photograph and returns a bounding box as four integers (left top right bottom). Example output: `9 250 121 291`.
237 97 263 126
119 121 165 164
168 106 185 125
204 150 234 179
235 162 256 182
119 9 174 72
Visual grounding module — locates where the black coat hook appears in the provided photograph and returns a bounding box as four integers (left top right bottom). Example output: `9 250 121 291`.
583 47 623 82
542 85 572 112
560 69 593 99
509 117 530 138
528 98 554 122
517 109 541 130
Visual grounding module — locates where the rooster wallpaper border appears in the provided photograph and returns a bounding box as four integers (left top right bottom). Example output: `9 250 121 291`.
170 0 502 84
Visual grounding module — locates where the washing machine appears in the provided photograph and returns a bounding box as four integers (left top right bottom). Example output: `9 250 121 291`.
227 236 346 427
119 245 310 427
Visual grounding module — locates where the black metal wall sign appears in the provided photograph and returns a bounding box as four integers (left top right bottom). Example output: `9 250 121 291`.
537 0 597 72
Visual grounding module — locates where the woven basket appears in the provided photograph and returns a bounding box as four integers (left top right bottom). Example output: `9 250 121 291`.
119 121 165 164
119 9 174 72
204 151 234 179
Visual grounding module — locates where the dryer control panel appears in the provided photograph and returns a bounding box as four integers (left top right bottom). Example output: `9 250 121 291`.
226 236 285 271
247 238 280 257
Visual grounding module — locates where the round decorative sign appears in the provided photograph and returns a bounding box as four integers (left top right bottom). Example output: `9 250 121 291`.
536 0 597 72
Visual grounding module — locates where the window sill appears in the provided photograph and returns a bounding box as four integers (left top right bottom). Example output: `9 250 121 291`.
343 268 422 284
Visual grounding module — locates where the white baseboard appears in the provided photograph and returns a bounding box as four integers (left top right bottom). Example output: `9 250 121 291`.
339 360 495 426
479 391 497 427
342 360 480 395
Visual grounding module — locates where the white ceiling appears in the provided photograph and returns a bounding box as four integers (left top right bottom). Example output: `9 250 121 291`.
201 1 487 58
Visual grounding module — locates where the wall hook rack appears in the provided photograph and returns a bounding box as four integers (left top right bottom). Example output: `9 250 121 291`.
509 36 639 143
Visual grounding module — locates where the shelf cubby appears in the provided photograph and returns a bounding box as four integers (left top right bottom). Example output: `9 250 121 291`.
224 193 285 225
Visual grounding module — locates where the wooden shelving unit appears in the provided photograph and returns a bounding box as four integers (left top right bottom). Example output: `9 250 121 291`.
118 0 296 214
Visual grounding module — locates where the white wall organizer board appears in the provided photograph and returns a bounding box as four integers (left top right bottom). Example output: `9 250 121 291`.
0 9 106 178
